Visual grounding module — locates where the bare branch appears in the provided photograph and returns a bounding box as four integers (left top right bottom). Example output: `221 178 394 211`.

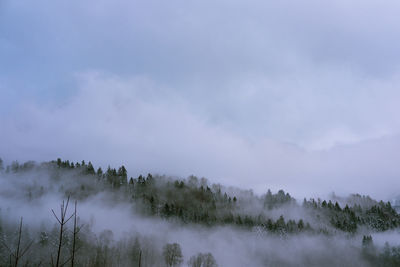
60 256 72 267
0 239 14 256
52 209 62 224
53 195 74 267
64 214 74 225
15 217 23 267
63 196 71 218
19 240 34 258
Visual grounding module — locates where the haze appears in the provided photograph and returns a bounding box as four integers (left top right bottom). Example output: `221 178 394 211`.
1 0 400 199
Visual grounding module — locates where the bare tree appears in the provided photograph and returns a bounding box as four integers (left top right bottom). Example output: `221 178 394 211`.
51 196 74 267
0 217 33 267
70 200 80 267
188 253 218 267
163 243 183 267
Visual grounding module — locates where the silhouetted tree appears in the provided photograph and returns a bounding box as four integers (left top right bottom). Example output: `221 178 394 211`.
0 217 33 267
52 196 74 267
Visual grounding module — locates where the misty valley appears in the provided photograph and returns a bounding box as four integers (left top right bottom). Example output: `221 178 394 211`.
1 158 400 267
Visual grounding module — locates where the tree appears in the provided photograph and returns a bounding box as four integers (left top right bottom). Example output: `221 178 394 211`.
97 167 103 177
11 161 19 173
362 235 376 262
86 162 95 175
0 217 33 267
188 254 202 267
188 253 218 267
362 235 374 249
51 196 75 267
118 165 127 178
71 201 80 267
163 243 183 267
129 237 142 267
202 253 217 267
297 219 304 230
118 165 128 186
0 157 4 171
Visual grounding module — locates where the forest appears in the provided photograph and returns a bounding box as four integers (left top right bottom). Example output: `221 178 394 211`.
1 158 400 266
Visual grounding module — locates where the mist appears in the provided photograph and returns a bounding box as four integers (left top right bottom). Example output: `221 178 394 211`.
2 0 400 199
1 160 400 266
2 0 400 266
1 74 400 200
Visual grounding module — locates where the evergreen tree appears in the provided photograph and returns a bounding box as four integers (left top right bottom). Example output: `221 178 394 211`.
87 161 95 175
118 165 127 179
97 167 103 177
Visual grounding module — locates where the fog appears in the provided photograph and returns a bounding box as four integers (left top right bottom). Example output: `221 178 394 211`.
1 164 399 266
2 0 400 199
1 76 400 200
2 1 400 265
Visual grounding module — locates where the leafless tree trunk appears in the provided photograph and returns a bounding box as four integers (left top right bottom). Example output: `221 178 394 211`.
14 217 23 267
71 201 78 267
0 217 33 267
52 196 74 267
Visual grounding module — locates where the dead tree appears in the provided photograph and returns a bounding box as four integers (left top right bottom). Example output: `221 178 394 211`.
70 201 79 267
51 198 81 267
52 196 74 267
0 217 33 267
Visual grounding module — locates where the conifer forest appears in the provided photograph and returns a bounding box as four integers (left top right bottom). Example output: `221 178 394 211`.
1 158 400 266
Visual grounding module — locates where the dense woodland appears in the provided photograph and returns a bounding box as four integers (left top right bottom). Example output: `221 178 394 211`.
1 158 400 266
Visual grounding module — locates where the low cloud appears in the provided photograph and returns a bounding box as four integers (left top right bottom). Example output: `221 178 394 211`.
1 73 400 200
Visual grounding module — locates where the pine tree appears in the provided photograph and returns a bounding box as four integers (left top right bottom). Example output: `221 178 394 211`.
87 161 95 175
97 167 103 177
118 165 127 179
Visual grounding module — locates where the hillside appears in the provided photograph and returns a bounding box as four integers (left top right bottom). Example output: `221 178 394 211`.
1 158 400 266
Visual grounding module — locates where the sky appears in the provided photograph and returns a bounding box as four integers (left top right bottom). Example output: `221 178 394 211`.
1 0 400 199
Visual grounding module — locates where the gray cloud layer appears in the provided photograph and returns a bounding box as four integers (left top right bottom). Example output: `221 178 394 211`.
1 73 400 200
1 0 400 199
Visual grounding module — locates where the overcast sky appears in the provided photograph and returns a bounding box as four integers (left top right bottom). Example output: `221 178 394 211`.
1 0 400 199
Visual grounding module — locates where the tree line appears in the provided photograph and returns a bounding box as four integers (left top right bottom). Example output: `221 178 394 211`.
2 157 400 266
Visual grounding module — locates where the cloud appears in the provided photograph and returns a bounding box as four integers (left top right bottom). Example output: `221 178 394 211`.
2 0 400 199
2 0 400 146
1 73 400 200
